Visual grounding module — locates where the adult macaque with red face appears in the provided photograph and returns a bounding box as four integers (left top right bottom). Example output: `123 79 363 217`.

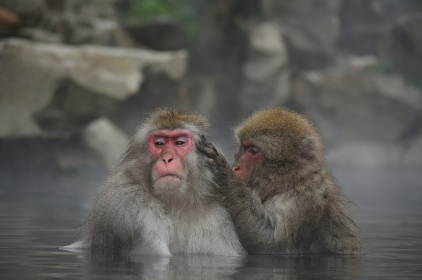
200 108 365 254
66 109 245 256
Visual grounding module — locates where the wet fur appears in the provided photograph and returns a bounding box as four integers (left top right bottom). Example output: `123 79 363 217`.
200 108 365 254
75 109 245 256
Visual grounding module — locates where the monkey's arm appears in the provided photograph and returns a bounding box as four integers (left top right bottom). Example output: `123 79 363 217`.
198 138 284 252
80 173 171 255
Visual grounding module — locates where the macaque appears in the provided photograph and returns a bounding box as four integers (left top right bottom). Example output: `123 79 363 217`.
67 108 245 256
199 108 365 254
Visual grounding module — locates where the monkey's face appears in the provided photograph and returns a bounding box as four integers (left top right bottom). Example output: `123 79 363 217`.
233 140 263 181
148 129 195 193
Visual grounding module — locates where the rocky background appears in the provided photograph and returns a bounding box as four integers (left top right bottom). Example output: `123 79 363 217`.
1 0 421 177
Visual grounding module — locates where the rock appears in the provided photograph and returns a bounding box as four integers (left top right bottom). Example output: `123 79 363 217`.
296 69 422 146
126 17 188 51
88 20 134 47
338 0 422 55
180 76 217 119
59 17 135 47
16 28 63 43
381 14 422 87
44 0 116 19
249 22 287 56
43 0 67 13
346 55 379 69
0 7 21 26
338 0 385 55
240 70 291 118
194 0 244 73
82 118 129 167
0 38 187 138
33 79 120 137
240 22 291 116
0 0 134 47
399 15 422 58
262 0 342 69
243 22 288 82
0 0 44 20
0 0 43 31
108 69 185 135
243 56 287 83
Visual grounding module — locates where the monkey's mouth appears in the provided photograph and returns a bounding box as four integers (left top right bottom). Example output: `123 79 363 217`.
156 174 183 182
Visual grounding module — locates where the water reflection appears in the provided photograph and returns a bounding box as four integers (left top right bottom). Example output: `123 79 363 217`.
1 168 421 279
73 252 245 279
61 250 364 280
235 255 364 280
0 247 364 280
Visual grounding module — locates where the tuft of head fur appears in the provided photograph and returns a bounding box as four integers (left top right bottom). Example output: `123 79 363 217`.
235 108 324 163
135 108 210 143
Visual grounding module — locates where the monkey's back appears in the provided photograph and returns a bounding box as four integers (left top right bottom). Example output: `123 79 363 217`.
262 168 365 255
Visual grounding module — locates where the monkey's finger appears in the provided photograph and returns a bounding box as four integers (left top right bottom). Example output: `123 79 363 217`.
203 140 215 150
197 142 216 159
198 135 219 155
200 135 215 148
200 135 218 152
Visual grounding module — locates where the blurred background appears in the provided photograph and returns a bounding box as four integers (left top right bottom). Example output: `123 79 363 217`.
1 0 421 170
0 1 421 279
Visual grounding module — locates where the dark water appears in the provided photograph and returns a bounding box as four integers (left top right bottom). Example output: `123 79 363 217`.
1 166 421 279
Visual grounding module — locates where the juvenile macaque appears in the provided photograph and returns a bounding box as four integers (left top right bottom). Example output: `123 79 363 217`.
68 108 245 256
200 108 364 254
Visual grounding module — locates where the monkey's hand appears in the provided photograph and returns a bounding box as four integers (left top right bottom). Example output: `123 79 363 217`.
197 135 235 192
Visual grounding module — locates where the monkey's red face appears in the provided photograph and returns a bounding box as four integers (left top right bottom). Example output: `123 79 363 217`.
233 141 263 180
148 129 195 189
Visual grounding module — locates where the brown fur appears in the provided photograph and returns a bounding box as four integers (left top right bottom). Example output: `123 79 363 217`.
72 108 245 256
200 107 365 254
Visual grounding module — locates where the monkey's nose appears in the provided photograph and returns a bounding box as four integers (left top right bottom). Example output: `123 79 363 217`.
161 153 174 164
233 165 240 171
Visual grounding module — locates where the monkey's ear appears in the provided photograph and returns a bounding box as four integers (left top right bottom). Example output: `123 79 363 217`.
301 136 324 161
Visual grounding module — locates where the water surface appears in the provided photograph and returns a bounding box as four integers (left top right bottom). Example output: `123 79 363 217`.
1 166 421 279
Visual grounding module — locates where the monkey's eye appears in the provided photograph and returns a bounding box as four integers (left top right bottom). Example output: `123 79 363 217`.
175 140 185 146
154 141 164 147
174 136 189 146
153 137 166 147
248 146 261 155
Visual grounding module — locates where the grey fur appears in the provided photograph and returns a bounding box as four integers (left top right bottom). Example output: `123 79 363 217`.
71 109 245 256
